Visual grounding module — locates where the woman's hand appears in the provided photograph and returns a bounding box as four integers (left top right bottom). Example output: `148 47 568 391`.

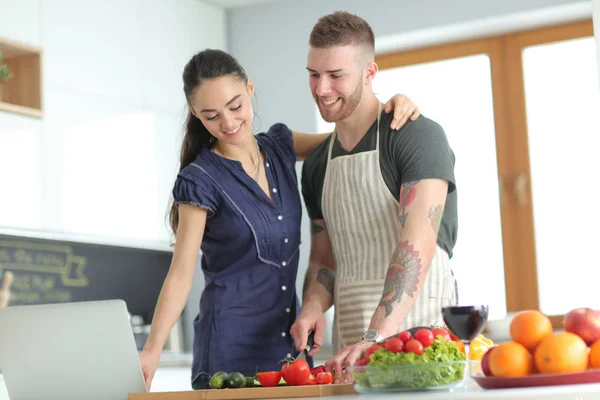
139 347 162 391
383 94 420 130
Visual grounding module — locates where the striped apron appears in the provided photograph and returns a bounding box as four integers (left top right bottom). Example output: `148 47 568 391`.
322 105 457 352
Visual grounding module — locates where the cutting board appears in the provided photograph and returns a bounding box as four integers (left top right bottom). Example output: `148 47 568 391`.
128 383 358 400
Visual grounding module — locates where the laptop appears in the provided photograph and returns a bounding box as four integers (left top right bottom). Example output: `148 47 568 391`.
0 299 147 400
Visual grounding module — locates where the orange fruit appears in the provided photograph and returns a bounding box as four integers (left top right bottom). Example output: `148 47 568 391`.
534 332 588 374
510 310 553 352
588 339 600 369
489 341 533 377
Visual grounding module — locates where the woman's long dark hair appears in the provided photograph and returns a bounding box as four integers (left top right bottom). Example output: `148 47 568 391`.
169 49 248 236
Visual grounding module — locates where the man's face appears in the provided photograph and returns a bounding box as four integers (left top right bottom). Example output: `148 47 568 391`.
307 45 365 123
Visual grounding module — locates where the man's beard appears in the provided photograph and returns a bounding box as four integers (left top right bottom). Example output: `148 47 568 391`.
317 79 363 123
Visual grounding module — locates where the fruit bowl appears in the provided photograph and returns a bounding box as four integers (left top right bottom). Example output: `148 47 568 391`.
349 361 468 392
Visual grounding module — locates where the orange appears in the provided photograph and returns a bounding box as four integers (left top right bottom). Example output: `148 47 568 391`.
588 339 600 369
510 310 553 352
534 332 588 374
489 341 533 377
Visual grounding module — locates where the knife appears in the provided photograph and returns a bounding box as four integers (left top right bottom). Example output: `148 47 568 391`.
297 330 315 360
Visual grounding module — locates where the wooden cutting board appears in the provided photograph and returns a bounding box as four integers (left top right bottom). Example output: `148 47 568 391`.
128 383 358 400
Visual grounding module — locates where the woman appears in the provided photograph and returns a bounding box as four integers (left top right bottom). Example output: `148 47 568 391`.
138 48 419 390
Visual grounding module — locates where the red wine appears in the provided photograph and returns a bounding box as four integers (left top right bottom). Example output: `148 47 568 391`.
442 305 489 342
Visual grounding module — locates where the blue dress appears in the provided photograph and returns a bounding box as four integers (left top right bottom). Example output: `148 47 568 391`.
172 124 305 388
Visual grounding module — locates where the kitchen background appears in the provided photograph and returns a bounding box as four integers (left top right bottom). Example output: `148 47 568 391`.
1 0 599 393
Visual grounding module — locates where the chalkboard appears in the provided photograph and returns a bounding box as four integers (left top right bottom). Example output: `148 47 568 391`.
0 233 172 324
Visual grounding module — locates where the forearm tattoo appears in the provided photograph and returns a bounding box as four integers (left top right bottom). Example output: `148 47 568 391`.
379 241 422 317
316 268 335 296
399 181 420 228
428 205 443 236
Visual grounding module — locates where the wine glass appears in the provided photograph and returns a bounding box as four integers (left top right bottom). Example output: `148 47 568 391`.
442 305 489 383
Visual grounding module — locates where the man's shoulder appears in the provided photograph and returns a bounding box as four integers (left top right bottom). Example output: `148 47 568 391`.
383 114 447 145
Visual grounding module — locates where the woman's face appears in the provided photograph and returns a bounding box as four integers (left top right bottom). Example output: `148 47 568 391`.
191 76 254 146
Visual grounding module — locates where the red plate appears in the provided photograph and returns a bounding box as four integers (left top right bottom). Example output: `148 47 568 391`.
473 369 600 389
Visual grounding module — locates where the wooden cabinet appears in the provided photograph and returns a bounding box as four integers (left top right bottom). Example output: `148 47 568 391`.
0 37 42 118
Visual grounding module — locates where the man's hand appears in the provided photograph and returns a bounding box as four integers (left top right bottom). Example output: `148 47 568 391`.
383 94 420 130
325 340 373 383
290 301 327 357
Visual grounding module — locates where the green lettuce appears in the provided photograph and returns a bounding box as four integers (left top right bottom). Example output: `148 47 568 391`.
354 338 466 389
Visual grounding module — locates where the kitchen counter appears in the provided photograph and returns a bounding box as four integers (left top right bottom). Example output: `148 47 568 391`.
292 383 600 400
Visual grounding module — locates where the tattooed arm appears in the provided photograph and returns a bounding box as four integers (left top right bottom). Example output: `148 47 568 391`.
368 178 448 337
290 219 336 355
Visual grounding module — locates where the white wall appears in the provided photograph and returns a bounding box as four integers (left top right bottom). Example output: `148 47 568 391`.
0 0 227 245
594 0 600 81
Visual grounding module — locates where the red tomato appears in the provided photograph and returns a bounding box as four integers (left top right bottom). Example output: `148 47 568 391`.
305 375 317 385
363 344 383 359
354 357 369 366
431 327 451 342
405 339 424 355
315 371 333 384
280 357 311 386
257 371 281 387
383 337 404 353
398 331 412 342
414 328 434 348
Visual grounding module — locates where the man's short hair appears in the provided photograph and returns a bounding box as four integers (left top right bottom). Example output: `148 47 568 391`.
309 11 375 54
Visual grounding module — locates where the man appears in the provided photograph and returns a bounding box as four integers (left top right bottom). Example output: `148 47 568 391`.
290 11 458 382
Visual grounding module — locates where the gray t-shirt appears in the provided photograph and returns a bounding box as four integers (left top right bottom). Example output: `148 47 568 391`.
301 112 458 258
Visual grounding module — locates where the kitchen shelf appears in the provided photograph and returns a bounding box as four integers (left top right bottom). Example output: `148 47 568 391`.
0 37 43 118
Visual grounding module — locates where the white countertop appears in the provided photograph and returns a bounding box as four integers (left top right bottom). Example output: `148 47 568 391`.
3 372 600 399
293 383 600 400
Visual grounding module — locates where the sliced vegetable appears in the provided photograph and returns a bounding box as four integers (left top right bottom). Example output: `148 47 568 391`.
256 371 281 387
315 371 333 384
310 365 326 376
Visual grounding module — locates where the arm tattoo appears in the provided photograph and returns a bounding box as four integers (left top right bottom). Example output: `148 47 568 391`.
379 241 422 317
398 181 420 228
311 221 325 235
316 268 335 296
428 205 444 236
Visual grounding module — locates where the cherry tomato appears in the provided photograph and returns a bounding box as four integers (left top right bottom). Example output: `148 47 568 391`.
431 327 451 342
257 371 281 387
383 337 404 353
280 357 311 386
398 330 412 342
414 328 434 348
354 357 369 366
405 339 424 355
315 371 333 384
363 344 383 359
